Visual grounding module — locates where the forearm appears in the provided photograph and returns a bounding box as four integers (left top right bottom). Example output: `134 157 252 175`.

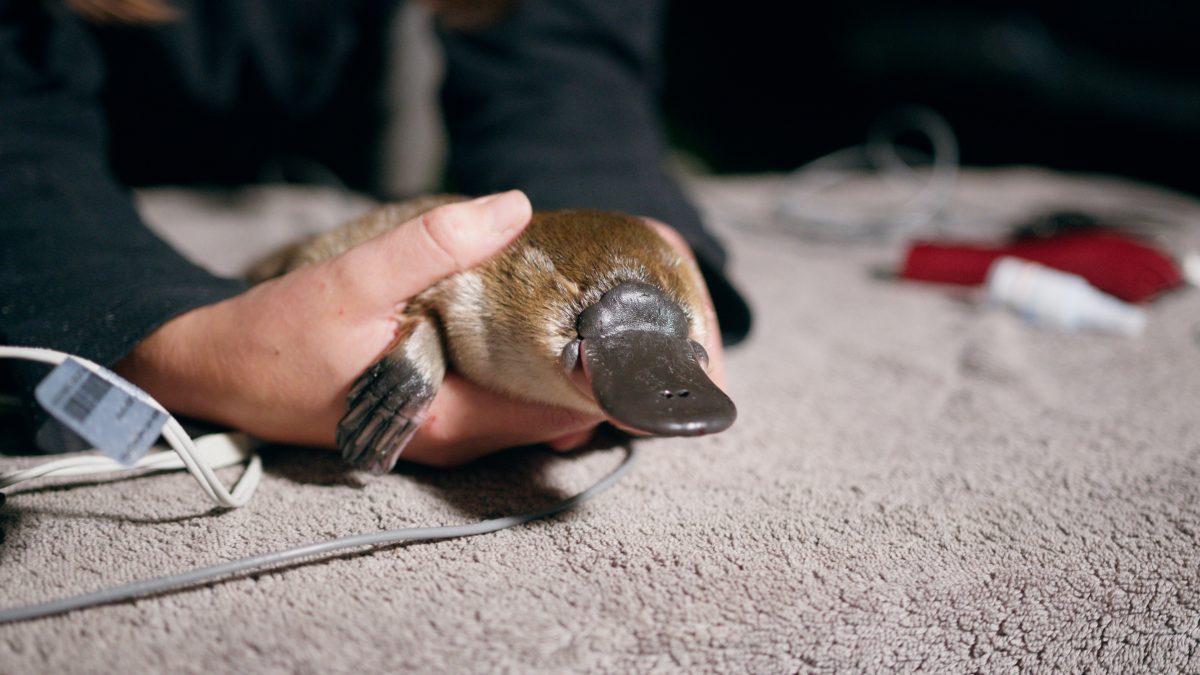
0 154 246 365
0 3 245 369
111 300 244 433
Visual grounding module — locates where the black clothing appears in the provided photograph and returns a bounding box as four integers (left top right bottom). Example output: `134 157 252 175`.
0 0 749 379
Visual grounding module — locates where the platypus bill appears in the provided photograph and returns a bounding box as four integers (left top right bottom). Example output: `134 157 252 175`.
250 196 737 473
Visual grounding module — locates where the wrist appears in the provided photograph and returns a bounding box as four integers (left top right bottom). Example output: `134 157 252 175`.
114 300 243 429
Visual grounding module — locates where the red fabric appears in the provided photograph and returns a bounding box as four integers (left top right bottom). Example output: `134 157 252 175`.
900 230 1184 303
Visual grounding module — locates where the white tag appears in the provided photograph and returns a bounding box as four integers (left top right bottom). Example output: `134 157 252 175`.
34 358 167 465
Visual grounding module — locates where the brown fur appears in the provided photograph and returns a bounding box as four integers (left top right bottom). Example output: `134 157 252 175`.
245 195 465 284
249 198 709 412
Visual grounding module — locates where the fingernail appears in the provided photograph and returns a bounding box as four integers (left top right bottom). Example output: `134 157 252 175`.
479 190 531 232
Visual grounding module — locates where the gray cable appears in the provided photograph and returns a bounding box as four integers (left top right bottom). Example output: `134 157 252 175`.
0 445 637 625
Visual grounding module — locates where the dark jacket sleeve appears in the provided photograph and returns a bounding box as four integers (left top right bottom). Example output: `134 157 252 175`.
0 2 246 368
438 0 751 344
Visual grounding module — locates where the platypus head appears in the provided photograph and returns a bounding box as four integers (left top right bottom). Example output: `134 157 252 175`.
560 281 736 436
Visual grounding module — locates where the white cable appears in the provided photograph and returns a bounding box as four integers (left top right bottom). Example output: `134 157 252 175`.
771 105 961 242
0 433 251 488
0 345 261 508
0 345 639 625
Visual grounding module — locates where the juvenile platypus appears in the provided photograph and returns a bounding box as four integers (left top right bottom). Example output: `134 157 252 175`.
251 196 736 473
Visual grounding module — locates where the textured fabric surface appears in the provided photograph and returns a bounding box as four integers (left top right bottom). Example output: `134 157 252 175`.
2 170 1199 673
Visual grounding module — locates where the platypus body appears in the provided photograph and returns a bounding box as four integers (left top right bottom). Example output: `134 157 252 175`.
251 196 736 473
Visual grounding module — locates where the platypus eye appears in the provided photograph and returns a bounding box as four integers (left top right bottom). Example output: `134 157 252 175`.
689 340 709 370
560 338 582 372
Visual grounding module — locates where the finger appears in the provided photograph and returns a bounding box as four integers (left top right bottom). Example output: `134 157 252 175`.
331 190 532 308
402 374 603 467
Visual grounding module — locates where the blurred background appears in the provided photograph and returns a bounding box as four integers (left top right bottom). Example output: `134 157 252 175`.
660 1 1200 195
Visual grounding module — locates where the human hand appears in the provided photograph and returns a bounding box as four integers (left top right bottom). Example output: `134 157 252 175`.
116 191 602 468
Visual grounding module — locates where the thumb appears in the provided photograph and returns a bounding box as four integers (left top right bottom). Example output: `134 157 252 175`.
331 190 532 305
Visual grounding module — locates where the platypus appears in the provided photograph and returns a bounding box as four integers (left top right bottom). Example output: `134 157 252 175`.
250 195 736 473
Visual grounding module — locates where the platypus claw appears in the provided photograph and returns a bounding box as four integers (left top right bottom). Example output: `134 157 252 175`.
338 355 436 474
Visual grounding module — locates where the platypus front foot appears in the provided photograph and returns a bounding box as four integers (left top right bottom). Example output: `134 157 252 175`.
337 316 445 474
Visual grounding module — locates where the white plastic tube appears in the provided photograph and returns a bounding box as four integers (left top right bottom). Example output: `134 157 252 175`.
1184 252 1200 287
986 257 1147 336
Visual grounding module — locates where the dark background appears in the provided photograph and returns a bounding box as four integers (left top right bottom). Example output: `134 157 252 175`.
661 1 1200 195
